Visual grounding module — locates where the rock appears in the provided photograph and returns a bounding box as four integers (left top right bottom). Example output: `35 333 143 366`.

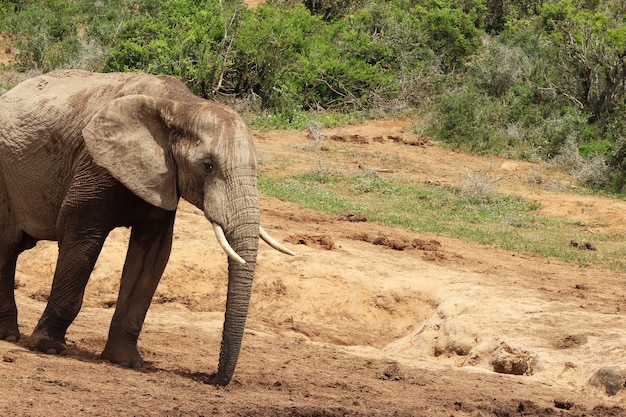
491 342 535 376
554 398 574 410
589 366 626 396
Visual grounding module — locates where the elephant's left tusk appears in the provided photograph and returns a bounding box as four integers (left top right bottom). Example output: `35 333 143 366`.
212 223 246 265
260 226 296 256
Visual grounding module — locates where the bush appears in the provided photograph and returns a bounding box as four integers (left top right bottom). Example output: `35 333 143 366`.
232 2 431 112
554 137 610 188
303 0 364 21
3 0 81 70
422 84 507 154
231 4 319 110
470 41 532 97
102 0 244 98
413 4 483 71
538 2 626 122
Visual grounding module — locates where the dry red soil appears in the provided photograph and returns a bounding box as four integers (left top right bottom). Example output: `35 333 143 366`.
2 118 626 416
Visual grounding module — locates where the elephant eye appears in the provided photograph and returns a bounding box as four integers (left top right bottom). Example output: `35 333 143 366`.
202 161 214 173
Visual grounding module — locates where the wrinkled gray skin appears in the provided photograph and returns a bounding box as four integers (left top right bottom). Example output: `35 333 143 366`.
0 70 272 386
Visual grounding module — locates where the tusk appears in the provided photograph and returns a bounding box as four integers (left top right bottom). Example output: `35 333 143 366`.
212 223 246 265
260 226 296 256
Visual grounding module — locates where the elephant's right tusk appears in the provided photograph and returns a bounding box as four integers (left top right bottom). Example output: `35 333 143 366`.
260 226 296 256
212 223 246 265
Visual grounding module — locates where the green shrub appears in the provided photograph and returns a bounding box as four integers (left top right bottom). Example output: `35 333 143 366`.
303 0 365 21
423 84 507 153
102 0 242 98
413 5 483 71
103 41 150 72
470 41 532 97
4 0 81 70
231 4 319 110
538 2 626 122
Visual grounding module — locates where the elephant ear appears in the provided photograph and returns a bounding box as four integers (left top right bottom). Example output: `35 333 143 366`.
83 94 182 211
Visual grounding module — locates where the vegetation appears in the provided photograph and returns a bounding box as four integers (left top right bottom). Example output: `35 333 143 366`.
2 1 624 192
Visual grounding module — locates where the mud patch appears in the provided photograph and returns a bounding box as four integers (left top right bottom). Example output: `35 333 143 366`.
29 289 49 302
380 362 404 381
350 232 441 252
152 294 203 311
570 240 597 250
337 213 367 222
286 234 335 250
330 134 369 144
554 334 588 349
328 133 431 147
401 134 432 147
554 398 575 410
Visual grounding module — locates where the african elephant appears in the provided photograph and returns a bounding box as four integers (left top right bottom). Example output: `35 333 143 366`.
0 70 294 386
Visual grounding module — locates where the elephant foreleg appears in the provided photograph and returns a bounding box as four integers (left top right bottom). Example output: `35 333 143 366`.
29 228 107 354
101 209 175 368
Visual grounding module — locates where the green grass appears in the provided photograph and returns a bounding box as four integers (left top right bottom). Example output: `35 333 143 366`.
259 172 626 270
243 109 395 130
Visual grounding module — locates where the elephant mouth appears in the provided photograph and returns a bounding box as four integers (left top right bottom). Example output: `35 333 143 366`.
211 222 295 264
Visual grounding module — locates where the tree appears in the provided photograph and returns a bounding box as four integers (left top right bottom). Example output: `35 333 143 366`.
540 2 626 122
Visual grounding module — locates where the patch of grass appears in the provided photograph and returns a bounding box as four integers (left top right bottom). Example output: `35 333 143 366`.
259 172 626 270
245 109 369 130
258 175 362 214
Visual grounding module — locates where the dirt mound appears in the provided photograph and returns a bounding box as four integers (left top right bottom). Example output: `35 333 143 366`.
285 233 335 250
350 231 442 251
336 213 368 222
328 132 431 147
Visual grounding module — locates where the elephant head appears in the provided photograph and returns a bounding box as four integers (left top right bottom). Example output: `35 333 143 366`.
81 93 293 386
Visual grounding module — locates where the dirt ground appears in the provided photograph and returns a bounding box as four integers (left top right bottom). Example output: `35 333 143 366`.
1 118 626 416
0 33 11 65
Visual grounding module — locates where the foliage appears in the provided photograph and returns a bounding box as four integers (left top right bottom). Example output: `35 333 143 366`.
103 0 245 98
417 0 626 191
538 2 626 122
231 4 319 110
2 0 81 70
1 0 625 192
0 0 480 109
303 0 365 21
412 4 482 71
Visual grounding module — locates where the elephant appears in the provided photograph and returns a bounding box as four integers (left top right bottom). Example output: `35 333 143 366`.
0 70 294 386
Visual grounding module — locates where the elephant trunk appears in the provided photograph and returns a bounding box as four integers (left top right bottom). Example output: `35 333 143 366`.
211 188 259 386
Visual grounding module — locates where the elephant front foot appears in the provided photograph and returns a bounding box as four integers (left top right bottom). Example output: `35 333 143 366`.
0 316 20 343
101 343 144 369
29 328 68 355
